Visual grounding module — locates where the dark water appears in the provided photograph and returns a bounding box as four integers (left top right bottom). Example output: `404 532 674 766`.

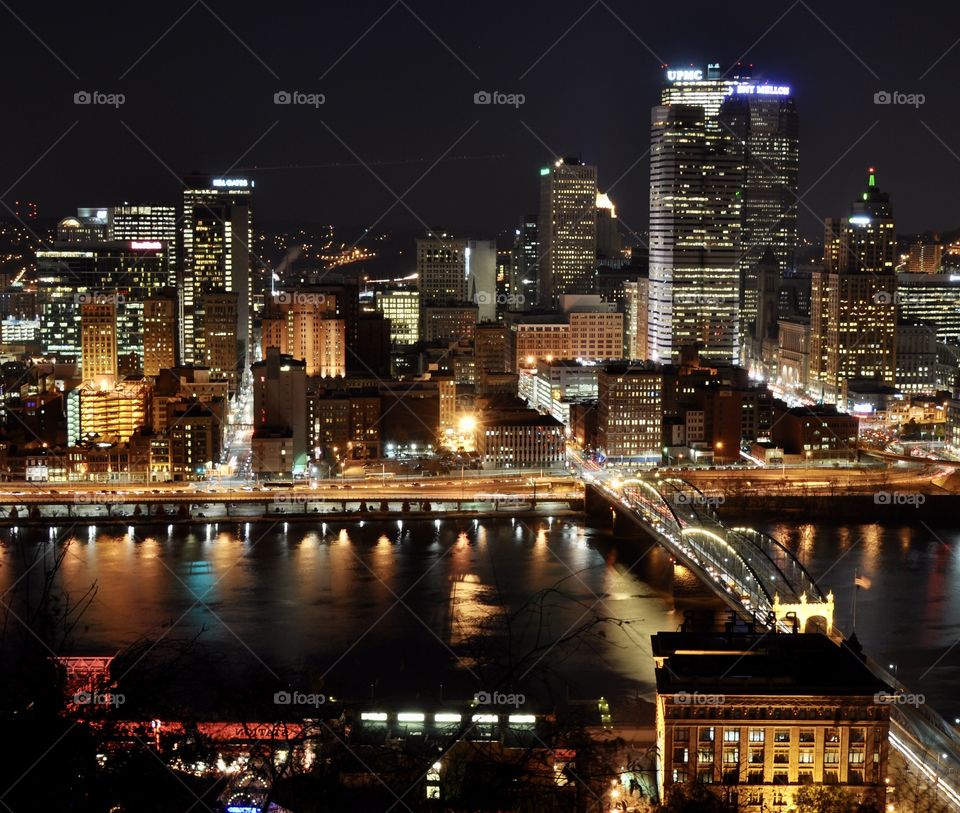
0 518 677 711
1 516 957 720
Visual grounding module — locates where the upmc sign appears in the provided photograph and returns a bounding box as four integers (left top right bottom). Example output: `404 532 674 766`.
666 69 703 82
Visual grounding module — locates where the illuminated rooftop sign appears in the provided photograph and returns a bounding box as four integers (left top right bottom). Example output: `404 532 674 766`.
732 83 791 96
666 69 703 82
212 178 250 188
130 240 162 250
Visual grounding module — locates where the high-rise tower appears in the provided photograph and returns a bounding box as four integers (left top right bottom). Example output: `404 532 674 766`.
181 175 253 374
537 158 598 307
719 84 799 363
647 104 743 364
809 169 897 402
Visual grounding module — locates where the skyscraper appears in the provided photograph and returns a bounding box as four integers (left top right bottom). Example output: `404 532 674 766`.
416 233 468 304
719 84 799 361
202 291 240 395
37 237 168 367
74 206 178 286
647 104 743 364
512 215 539 311
537 158 598 307
109 205 178 286
660 62 752 121
181 175 253 373
80 301 118 386
143 294 178 377
809 169 897 402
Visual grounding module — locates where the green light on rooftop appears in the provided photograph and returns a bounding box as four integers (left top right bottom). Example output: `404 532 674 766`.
868 168 876 187
539 167 550 176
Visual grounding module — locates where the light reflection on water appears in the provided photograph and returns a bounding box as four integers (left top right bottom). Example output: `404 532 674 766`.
0 519 675 706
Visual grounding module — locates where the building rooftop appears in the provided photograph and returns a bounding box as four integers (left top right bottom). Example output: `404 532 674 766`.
652 632 889 697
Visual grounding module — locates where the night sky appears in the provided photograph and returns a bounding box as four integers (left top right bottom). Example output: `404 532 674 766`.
1 0 957 240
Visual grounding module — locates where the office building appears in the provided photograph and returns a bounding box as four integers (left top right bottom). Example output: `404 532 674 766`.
597 364 664 461
512 215 539 311
771 402 859 460
906 240 942 274
80 302 118 386
648 104 742 365
653 631 890 812
168 399 225 481
202 291 240 394
37 239 168 368
810 170 897 402
181 175 253 371
538 158 598 306
624 277 649 360
475 402 565 469
416 233 468 304
660 62 751 122
422 304 478 343
474 323 508 373
719 85 799 357
896 320 938 394
895 272 960 343
375 289 420 345
466 239 498 322
142 294 178 377
251 348 308 476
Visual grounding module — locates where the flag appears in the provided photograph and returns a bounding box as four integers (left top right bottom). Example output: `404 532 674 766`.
855 575 872 590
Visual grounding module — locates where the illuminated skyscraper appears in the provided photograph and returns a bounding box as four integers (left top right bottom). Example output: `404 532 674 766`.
719 85 799 361
80 301 118 386
108 205 178 286
74 205 178 285
660 62 751 121
375 289 420 345
37 239 167 367
143 294 178 377
647 104 743 364
181 175 253 373
537 158 598 307
809 169 897 402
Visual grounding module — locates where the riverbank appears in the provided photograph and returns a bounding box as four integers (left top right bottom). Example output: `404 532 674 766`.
0 505 586 529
